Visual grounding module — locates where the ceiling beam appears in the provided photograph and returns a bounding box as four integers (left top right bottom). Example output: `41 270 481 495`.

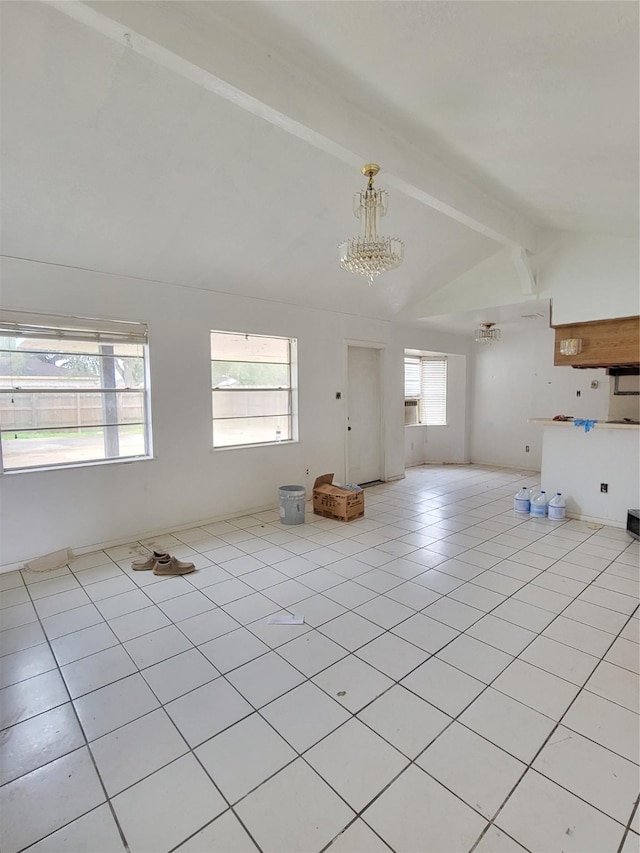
511 248 536 294
50 0 540 251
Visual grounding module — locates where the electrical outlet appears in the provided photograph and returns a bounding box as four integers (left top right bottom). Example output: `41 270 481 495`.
305 468 309 476
335 392 341 400
576 390 581 397
525 445 530 452
600 483 608 493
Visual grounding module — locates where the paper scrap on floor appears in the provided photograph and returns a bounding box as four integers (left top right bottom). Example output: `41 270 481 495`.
268 613 305 625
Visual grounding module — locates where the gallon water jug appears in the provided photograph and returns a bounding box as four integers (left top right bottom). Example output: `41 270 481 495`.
530 490 548 517
548 493 566 521
514 487 531 514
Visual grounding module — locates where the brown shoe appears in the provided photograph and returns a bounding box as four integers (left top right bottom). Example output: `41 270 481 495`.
131 551 168 570
153 555 196 576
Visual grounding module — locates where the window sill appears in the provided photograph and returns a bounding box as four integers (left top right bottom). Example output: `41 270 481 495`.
213 439 299 452
1 455 155 476
404 423 449 428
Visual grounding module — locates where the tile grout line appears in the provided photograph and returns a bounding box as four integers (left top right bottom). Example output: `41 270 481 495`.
1 466 637 853
616 794 640 853
3 507 636 744
467 604 640 852
6 558 270 853
303 556 639 853
10 576 134 853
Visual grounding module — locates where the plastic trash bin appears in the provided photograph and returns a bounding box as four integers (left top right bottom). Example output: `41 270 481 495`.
279 485 306 525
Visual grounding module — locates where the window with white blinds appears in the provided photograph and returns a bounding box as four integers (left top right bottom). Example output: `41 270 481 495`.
404 354 447 425
403 356 421 398
0 310 152 472
420 357 447 425
211 330 298 448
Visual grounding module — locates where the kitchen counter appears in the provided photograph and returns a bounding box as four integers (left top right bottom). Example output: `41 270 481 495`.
534 420 639 526
530 419 639 430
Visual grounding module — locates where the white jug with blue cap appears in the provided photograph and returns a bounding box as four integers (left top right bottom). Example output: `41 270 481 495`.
514 487 531 513
530 490 548 517
548 493 566 520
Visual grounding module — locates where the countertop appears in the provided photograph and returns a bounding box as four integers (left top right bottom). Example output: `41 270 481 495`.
530 419 640 430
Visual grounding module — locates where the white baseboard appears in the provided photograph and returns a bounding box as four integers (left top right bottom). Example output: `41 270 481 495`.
566 512 625 530
2 487 629 576
468 460 541 473
0 500 281 575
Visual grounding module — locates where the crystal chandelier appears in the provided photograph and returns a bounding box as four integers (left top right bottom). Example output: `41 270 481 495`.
339 164 404 285
474 322 501 344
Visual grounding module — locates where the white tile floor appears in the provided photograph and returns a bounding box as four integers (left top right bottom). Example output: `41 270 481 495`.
1 464 639 853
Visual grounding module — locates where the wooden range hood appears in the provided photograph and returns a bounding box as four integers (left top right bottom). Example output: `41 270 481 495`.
552 315 640 370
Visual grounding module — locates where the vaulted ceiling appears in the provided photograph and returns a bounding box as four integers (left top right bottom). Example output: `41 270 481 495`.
1 1 637 324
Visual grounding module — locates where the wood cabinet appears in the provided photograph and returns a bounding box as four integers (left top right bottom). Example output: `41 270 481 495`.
553 315 640 368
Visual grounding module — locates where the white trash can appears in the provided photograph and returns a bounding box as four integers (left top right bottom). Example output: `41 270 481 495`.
278 485 306 525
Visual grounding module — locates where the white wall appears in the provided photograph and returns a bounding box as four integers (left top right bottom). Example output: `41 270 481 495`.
404 425 427 468
0 257 470 569
538 234 640 325
541 425 639 526
470 323 610 469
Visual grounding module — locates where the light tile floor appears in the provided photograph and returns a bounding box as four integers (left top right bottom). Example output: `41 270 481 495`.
1 464 639 853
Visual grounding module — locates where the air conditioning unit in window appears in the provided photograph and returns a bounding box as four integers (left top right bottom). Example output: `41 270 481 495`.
404 399 419 425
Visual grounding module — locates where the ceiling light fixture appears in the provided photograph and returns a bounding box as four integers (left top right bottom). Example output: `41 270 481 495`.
475 322 501 344
559 338 582 356
339 164 404 285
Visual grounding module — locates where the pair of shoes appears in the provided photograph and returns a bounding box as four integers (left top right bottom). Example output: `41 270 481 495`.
130 551 196 575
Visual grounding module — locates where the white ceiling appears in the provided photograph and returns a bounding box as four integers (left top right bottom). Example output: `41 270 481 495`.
417 298 551 336
213 1 638 237
0 1 637 327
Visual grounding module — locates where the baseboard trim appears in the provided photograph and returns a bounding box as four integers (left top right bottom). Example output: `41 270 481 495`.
0 500 282 575
1 479 628 575
565 512 625 530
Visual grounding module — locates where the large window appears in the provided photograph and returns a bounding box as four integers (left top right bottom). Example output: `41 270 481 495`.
0 311 151 472
404 355 447 425
211 331 297 448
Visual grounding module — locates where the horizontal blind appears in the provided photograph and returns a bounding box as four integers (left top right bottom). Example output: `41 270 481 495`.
420 357 447 425
404 356 421 398
0 310 147 345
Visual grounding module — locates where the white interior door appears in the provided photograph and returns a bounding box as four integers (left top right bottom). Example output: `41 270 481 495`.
347 346 382 485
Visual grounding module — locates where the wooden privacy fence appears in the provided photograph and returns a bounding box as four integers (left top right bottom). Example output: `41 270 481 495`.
0 392 145 430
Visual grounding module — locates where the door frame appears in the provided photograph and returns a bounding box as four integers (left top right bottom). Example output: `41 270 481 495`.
344 340 386 485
